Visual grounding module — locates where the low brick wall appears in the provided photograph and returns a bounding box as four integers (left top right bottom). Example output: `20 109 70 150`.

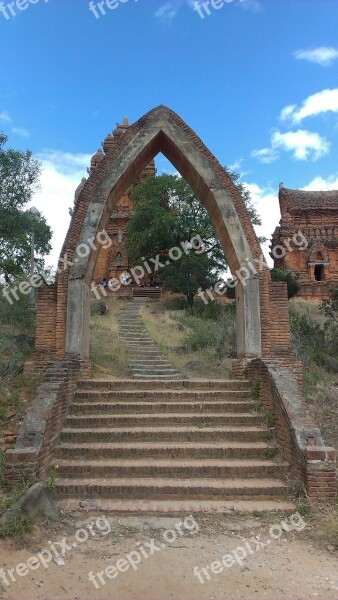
5 358 91 484
233 358 337 502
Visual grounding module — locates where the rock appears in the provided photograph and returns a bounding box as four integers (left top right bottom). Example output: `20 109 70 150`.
90 300 107 315
185 360 204 370
220 357 234 370
0 482 59 526
327 544 335 552
325 357 338 373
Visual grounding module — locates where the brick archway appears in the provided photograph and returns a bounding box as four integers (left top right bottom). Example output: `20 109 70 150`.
35 106 292 364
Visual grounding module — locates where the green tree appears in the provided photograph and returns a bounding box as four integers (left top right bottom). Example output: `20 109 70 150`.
126 172 263 305
0 134 52 282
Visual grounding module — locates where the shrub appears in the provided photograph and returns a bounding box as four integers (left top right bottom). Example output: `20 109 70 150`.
180 301 237 358
270 268 300 299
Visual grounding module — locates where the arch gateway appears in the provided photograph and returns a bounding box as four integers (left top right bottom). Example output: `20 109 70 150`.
35 105 292 363
8 106 335 503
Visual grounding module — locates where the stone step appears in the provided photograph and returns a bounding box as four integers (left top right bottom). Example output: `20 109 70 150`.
131 369 180 376
74 390 252 401
60 426 268 443
70 400 256 415
54 441 278 460
76 379 252 390
55 477 289 500
126 352 168 358
65 412 262 428
133 374 183 380
53 458 288 479
57 498 297 514
129 360 173 366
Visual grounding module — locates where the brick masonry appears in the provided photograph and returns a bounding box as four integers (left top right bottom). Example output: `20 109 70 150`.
232 358 337 503
271 187 338 300
5 358 91 484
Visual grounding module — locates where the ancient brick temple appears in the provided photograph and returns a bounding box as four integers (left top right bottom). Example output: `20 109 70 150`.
88 117 156 283
271 186 338 299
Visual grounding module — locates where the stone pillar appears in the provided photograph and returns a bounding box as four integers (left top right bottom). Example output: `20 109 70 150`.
236 277 262 358
65 279 90 358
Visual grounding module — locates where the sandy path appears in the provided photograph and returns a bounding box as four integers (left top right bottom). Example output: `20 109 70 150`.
0 513 337 600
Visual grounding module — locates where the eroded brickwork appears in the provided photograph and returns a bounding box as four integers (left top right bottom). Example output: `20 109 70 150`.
271 187 338 300
92 118 156 283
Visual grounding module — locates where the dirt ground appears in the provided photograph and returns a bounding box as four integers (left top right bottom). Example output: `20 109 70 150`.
0 512 337 600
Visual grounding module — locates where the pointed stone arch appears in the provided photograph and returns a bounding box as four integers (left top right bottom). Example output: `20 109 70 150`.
36 106 292 364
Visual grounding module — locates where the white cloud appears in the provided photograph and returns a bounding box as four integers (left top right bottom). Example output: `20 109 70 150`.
280 88 338 123
272 129 329 161
0 110 12 123
302 173 338 191
12 127 30 138
243 181 278 266
251 147 279 164
253 129 329 162
294 46 338 67
154 2 178 24
239 0 262 12
30 151 91 268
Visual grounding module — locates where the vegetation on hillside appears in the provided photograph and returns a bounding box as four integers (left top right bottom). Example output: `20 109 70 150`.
290 290 338 452
140 297 236 379
89 296 131 378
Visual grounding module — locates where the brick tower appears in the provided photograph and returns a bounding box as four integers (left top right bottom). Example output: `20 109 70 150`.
91 117 156 283
271 185 338 299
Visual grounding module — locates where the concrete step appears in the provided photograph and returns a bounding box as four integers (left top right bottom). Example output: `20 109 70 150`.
57 498 297 514
53 458 289 479
54 441 278 460
70 400 256 414
55 477 289 500
65 413 262 428
60 426 268 443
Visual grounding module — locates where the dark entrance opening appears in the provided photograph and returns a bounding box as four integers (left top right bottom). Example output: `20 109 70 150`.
314 264 325 281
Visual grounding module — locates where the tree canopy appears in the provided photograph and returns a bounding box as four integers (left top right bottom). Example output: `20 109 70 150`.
0 133 52 282
126 171 263 304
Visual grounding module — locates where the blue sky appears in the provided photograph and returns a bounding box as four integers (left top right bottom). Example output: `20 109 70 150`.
1 0 338 265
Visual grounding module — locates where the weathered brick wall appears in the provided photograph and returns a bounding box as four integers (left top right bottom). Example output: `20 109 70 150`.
34 283 57 367
271 187 338 299
5 358 90 483
233 357 337 502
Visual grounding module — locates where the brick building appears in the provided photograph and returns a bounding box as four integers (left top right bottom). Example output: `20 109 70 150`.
87 117 156 283
271 185 338 299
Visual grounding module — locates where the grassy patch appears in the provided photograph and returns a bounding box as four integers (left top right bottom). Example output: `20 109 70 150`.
0 514 33 538
141 298 236 379
290 299 338 450
89 296 131 378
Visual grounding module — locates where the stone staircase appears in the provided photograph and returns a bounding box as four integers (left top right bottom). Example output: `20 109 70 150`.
119 299 181 379
132 287 162 300
54 379 295 513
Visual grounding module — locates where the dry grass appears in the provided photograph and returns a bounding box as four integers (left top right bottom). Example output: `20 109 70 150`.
89 296 131 379
140 303 233 379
